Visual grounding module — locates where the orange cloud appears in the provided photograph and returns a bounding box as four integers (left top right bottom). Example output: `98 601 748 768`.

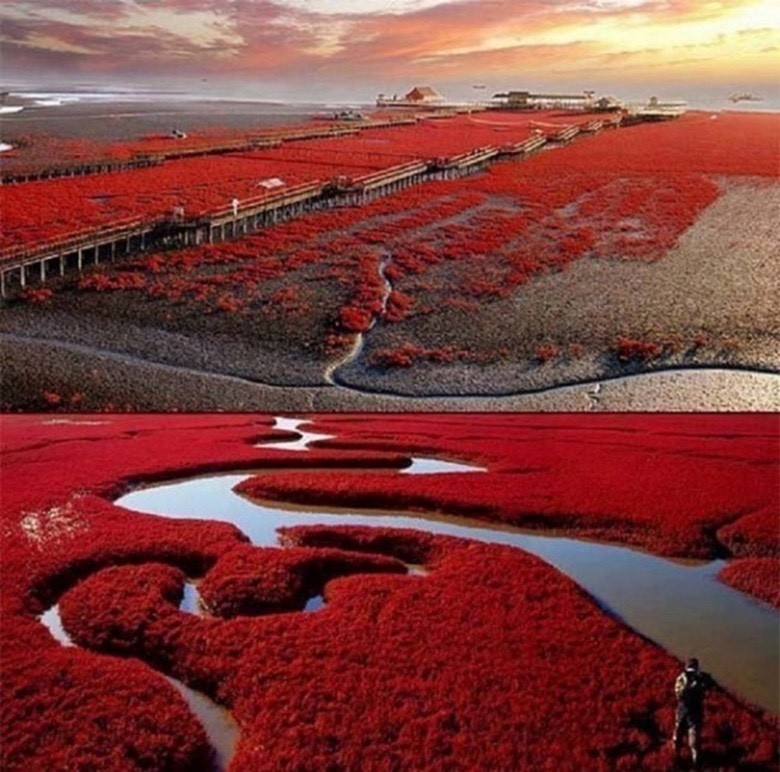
1 0 776 95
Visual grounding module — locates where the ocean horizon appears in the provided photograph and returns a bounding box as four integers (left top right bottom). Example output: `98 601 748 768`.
2 85 778 114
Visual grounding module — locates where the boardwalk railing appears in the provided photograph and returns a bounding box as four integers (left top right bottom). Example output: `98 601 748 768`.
0 216 160 297
552 125 580 143
355 161 430 191
1 116 420 185
0 217 149 266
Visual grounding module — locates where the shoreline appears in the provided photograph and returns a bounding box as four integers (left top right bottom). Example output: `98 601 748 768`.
2 84 778 109
2 332 778 412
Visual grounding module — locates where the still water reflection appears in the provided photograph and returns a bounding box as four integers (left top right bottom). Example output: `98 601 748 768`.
118 468 778 715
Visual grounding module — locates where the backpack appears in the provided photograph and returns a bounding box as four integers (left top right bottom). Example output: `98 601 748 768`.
675 670 707 706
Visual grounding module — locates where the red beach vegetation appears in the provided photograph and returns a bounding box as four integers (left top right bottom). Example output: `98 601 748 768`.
1 413 777 769
3 111 778 411
719 559 780 610
8 114 757 320
240 413 779 560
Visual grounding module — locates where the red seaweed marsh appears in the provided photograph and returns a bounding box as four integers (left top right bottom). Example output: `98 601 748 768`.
2 413 778 769
1 103 778 412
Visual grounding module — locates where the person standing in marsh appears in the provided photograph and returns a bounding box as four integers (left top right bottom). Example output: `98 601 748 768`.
673 657 715 767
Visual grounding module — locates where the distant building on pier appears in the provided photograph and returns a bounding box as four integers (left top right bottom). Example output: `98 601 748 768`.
491 90 623 112
376 85 446 108
629 96 687 120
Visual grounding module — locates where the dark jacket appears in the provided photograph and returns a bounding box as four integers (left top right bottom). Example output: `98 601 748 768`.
675 668 714 716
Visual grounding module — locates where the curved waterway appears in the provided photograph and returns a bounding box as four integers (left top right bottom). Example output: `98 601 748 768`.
325 253 393 387
5 333 779 411
39 603 238 770
115 436 779 716
40 417 779 768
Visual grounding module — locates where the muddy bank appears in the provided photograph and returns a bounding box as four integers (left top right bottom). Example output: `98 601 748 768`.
0 303 334 387
3 334 778 411
2 178 777 410
336 181 780 395
0 98 327 156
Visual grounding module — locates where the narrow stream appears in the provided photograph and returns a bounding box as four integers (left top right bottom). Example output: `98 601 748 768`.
116 470 779 717
6 333 778 411
325 253 393 386
38 603 239 771
260 416 334 451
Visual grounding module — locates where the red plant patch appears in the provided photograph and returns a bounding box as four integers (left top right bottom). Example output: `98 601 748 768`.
1 414 777 769
18 287 53 304
535 344 560 363
6 108 772 398
2 645 213 770
0 111 557 250
9 110 771 345
613 336 664 363
56 527 778 770
255 414 779 561
719 559 780 610
370 342 471 368
718 505 780 558
196 543 407 617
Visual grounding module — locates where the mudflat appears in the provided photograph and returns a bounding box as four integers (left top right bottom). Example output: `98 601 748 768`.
2 104 778 411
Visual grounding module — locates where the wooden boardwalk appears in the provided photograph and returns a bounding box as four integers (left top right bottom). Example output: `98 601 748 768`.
0 116 418 185
0 116 623 299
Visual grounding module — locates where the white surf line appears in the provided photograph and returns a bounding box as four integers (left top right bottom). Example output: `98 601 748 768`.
118 472 779 715
38 601 238 770
11 91 83 101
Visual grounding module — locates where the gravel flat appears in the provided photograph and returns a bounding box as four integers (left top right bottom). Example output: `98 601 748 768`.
335 180 780 396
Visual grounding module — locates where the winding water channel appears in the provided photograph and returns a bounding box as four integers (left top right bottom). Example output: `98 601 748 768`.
39 602 239 770
40 417 779 768
325 253 394 387
119 419 778 712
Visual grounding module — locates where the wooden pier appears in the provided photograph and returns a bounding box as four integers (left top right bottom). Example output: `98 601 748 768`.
1 116 419 185
552 125 580 143
0 111 641 299
0 218 158 299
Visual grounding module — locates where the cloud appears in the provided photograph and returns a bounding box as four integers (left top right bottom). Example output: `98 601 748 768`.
1 2 246 54
1 0 777 90
277 0 454 15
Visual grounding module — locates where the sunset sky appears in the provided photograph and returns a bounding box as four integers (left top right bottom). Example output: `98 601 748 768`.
1 0 778 101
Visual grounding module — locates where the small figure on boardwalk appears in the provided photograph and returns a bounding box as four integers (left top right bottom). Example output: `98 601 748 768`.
672 657 714 767
231 198 239 217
